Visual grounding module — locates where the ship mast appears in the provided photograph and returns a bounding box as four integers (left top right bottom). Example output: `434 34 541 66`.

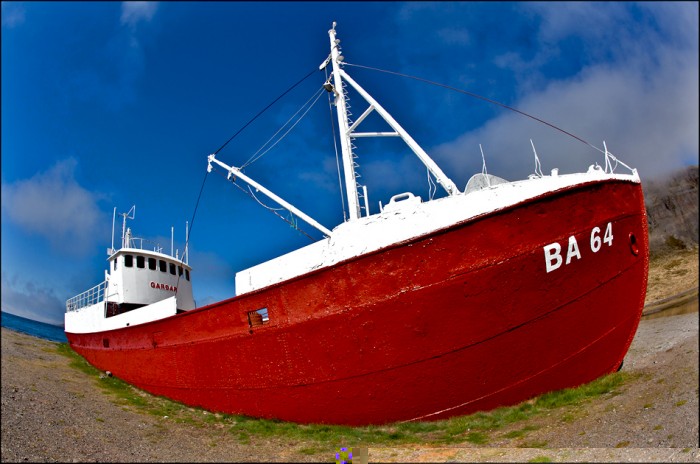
327 23 361 221
325 23 459 222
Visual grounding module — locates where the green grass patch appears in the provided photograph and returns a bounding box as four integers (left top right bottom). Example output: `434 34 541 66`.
55 343 637 448
504 429 526 439
503 425 539 439
518 440 547 448
534 371 633 410
528 456 552 463
463 431 488 444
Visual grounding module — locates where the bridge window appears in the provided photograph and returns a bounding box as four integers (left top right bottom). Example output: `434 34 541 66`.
124 255 133 267
178 266 183 276
148 257 156 270
136 255 145 268
159 260 166 272
169 263 176 275
185 269 190 281
113 259 117 271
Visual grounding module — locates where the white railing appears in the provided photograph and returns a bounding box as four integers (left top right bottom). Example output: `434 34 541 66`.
66 281 107 313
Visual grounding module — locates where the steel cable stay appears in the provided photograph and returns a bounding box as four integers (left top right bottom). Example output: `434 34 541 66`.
214 68 319 156
174 168 208 295
342 61 635 173
172 67 322 293
326 66 348 222
241 85 326 169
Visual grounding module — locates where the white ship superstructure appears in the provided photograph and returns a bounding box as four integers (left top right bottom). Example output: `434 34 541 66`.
65 206 195 334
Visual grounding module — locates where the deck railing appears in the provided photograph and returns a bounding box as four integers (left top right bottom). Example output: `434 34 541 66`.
66 281 107 313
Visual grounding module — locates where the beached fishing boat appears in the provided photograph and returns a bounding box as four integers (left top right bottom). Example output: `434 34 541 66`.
65 23 649 425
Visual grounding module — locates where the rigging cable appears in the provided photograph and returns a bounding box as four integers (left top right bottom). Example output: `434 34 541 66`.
343 62 609 157
174 168 208 294
241 86 326 169
175 66 321 293
213 68 319 155
326 66 348 222
210 167 316 241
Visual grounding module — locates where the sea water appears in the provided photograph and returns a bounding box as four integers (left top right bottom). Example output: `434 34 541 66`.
1 311 67 343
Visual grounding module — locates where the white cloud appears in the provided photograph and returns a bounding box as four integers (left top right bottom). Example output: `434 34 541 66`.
425 3 699 184
72 1 158 110
1 158 108 255
120 1 158 27
527 2 629 44
1 2 25 28
1 274 65 326
434 50 698 184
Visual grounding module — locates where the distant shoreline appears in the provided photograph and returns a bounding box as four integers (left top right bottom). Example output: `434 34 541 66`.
1 311 67 343
1 310 64 328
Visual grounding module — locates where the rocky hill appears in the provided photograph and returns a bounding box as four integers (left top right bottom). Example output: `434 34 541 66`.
643 165 699 256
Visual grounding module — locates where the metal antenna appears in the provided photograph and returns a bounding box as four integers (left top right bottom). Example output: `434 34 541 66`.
479 144 491 187
120 205 135 248
530 139 544 177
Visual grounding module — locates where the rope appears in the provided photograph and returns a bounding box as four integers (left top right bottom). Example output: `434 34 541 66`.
210 166 316 242
247 185 284 211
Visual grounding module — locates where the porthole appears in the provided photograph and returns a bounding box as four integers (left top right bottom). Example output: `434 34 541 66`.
629 233 639 256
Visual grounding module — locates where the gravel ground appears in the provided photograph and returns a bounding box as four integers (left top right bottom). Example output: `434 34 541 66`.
2 309 697 463
2 249 698 462
0 328 322 463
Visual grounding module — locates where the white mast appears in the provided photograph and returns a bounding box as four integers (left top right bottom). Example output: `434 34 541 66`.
338 69 459 196
206 23 460 237
328 23 362 221
110 207 116 254
325 22 459 216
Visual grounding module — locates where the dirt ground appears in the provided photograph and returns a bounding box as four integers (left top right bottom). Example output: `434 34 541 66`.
644 249 698 307
1 249 698 463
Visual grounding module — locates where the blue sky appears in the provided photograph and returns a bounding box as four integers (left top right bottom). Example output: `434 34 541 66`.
2 2 698 325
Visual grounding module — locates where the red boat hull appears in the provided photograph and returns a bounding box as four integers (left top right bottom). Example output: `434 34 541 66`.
67 179 649 425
